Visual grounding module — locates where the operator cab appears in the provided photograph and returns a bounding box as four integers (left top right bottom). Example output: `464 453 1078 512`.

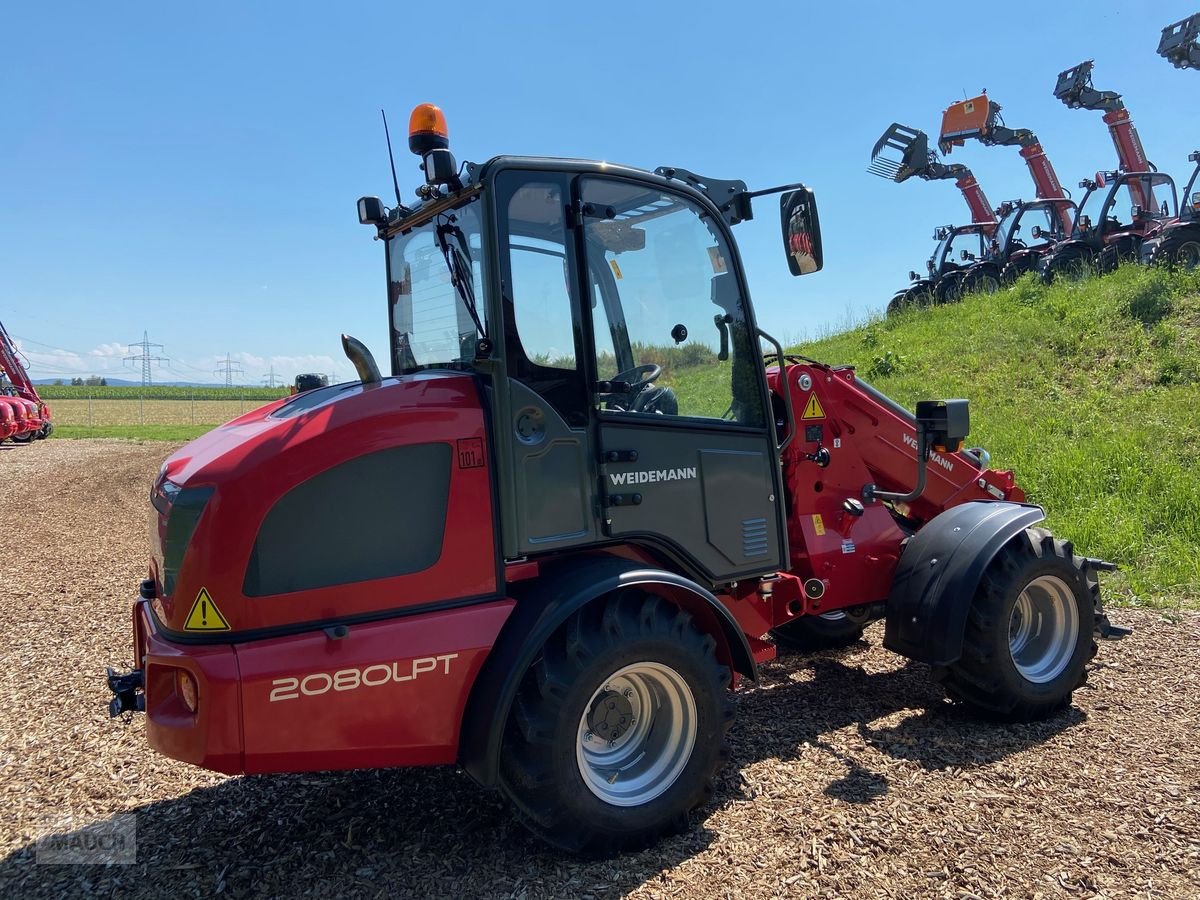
358 105 824 586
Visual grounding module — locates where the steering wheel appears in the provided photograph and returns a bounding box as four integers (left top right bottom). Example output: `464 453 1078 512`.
609 363 662 394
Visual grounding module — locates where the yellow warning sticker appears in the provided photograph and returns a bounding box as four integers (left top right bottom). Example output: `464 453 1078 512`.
812 514 825 536
184 588 231 632
801 393 825 420
609 258 623 280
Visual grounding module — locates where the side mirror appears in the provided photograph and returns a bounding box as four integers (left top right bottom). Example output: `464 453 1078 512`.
358 196 386 226
1131 204 1144 220
1191 191 1200 210
1079 215 1092 231
960 249 975 261
908 270 919 282
1030 225 1043 239
781 188 823 276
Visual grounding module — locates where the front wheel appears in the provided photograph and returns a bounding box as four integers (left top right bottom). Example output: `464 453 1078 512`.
499 592 733 855
940 529 1096 721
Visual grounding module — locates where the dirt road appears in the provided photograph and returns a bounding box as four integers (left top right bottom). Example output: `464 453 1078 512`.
1 440 1196 898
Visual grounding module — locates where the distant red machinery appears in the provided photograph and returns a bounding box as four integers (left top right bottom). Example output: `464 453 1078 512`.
0 319 52 442
869 123 998 309
1042 60 1177 279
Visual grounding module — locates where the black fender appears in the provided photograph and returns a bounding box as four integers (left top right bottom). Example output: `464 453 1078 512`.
883 501 1046 666
458 553 756 788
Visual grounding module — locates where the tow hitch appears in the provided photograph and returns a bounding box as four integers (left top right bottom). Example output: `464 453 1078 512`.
106 667 145 717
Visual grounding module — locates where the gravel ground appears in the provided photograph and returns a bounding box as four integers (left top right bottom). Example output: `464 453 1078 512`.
1 439 1197 899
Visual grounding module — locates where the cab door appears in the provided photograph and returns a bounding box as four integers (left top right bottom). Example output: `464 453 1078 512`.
578 177 786 584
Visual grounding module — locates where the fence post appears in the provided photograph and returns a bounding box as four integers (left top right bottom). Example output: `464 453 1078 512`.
88 391 93 426
139 388 144 426
191 391 194 425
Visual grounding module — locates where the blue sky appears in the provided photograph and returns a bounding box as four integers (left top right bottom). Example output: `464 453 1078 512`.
3 1 1197 384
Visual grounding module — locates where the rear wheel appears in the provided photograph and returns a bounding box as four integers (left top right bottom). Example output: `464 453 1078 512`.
10 431 34 444
772 607 872 651
962 268 1000 296
1041 247 1091 285
1000 255 1037 285
1098 239 1140 275
499 592 733 855
934 272 965 304
940 529 1096 721
1150 229 1200 269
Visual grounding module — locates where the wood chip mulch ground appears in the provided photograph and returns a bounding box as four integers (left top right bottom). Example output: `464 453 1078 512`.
1 439 1196 899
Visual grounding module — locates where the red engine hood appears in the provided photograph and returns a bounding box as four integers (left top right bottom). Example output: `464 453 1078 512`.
161 373 481 488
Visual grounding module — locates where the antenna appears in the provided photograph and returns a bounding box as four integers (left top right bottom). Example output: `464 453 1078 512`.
382 109 403 208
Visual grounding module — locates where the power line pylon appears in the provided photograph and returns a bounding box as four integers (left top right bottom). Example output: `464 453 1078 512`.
214 353 245 388
124 331 168 386
261 365 282 388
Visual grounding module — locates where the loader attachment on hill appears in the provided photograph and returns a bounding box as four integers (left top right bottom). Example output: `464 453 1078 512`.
1160 14 1200 70
870 123 995 225
1052 59 1153 206
869 123 936 183
1054 61 1122 111
938 94 1065 201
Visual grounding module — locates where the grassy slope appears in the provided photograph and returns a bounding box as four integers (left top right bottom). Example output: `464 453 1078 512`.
787 266 1200 608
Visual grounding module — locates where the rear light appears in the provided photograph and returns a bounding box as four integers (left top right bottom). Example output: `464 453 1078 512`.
176 670 198 713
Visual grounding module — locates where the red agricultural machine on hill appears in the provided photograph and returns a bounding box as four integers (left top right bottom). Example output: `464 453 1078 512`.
937 93 1077 290
107 104 1123 854
0 319 52 443
1143 16 1200 268
868 123 997 310
1039 60 1177 280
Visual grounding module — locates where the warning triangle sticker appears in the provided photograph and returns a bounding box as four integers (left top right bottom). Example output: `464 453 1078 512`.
184 588 231 631
801 393 825 420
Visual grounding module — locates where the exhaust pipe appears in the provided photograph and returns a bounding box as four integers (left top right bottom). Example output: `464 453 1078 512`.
341 334 382 385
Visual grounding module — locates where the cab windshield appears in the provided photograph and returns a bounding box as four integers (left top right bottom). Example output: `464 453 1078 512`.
386 199 486 374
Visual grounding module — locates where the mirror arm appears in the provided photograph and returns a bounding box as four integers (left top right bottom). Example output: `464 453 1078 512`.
758 328 795 453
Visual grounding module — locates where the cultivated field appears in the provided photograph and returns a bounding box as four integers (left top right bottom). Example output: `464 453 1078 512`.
0 439 1197 898
49 398 271 427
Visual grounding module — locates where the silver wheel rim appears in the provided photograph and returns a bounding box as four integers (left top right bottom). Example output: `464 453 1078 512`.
818 610 846 622
576 662 697 807
1008 575 1079 683
1178 241 1200 269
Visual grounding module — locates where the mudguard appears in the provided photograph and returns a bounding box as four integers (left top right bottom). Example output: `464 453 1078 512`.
458 553 756 788
883 501 1046 665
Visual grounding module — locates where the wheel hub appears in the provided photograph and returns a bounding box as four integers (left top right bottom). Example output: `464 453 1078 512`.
1008 574 1080 683
587 690 634 743
576 662 698 807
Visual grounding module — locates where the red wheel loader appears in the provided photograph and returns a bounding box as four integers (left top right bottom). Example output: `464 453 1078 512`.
936 94 1077 293
106 104 1123 855
1041 60 1177 280
1143 18 1200 268
868 124 997 310
0 320 52 441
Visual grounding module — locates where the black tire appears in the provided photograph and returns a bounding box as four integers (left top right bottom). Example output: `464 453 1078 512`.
1150 228 1200 270
962 268 1000 296
940 528 1097 722
934 272 965 304
1000 254 1037 285
499 591 733 855
772 608 870 652
1098 238 1141 275
10 431 34 444
1041 247 1091 285
887 286 932 316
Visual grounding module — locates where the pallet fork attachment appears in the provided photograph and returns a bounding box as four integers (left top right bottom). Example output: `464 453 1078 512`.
1160 14 1200 70
1054 60 1122 111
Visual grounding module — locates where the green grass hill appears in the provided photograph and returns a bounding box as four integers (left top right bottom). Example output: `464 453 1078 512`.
791 266 1199 609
